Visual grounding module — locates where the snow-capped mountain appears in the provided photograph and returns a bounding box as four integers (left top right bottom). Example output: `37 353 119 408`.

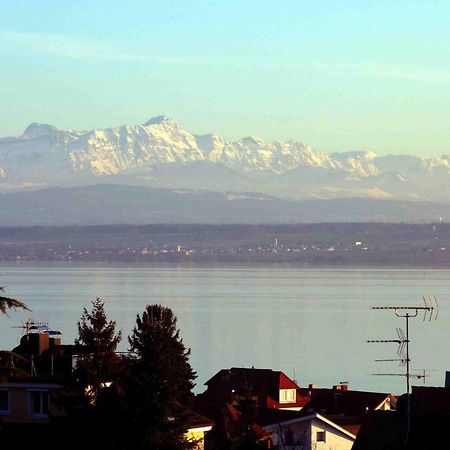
0 116 449 202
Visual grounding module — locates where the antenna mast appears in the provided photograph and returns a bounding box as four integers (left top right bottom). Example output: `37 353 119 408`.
368 295 438 445
368 295 438 394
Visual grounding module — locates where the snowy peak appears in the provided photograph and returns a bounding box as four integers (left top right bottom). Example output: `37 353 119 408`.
23 123 58 137
143 115 179 128
1 116 449 203
330 150 377 161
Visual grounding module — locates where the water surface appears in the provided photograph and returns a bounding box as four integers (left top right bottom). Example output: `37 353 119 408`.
0 263 448 394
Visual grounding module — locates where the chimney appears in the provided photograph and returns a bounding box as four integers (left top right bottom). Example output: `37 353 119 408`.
20 333 50 354
333 382 349 392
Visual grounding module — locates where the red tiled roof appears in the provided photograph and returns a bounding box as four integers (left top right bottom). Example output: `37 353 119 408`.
202 367 305 409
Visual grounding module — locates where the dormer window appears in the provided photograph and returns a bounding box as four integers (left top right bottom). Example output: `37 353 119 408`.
279 388 296 403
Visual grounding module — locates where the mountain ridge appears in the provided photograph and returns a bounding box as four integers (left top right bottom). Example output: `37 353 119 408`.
0 116 449 202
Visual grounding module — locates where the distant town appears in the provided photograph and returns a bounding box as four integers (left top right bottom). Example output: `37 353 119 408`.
0 223 449 266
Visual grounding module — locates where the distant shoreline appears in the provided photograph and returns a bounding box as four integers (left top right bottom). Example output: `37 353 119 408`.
0 223 448 267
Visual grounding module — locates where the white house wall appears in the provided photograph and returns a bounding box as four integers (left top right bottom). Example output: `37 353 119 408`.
264 417 354 450
311 418 354 450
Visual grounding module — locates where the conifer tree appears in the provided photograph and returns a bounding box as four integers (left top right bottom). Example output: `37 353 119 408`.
118 304 197 450
0 286 28 315
75 298 122 399
52 299 123 449
0 284 29 381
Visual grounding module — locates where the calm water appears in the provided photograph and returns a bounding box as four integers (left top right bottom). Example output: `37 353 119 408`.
0 263 449 394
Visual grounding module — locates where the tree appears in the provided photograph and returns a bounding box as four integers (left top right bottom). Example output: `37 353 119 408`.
0 286 29 315
118 304 197 450
0 285 29 380
206 385 269 450
75 298 122 399
51 299 124 450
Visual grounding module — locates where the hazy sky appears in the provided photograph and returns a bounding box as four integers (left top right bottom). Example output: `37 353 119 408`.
1 0 450 157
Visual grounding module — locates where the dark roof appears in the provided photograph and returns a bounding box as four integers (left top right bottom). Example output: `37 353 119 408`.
301 388 390 418
202 367 303 407
189 411 214 429
205 367 285 389
352 410 406 450
411 385 450 415
257 408 304 426
323 414 363 436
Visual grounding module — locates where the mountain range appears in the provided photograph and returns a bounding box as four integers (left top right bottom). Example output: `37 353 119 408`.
0 116 449 225
1 115 449 202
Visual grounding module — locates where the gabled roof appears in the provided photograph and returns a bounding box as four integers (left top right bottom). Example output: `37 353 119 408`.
202 367 305 409
205 367 295 390
262 411 357 440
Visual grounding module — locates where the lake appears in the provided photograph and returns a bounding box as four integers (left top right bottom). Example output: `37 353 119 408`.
0 263 448 394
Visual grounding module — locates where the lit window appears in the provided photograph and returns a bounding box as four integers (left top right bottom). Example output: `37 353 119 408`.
279 389 296 403
0 390 9 415
29 390 49 417
316 431 326 442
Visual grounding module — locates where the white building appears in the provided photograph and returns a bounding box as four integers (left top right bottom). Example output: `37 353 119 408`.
264 412 356 450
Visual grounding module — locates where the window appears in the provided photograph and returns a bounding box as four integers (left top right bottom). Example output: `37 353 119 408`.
0 390 9 415
279 388 296 403
29 390 49 417
316 430 326 442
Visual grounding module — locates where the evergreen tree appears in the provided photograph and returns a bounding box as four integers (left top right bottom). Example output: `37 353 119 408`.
0 286 28 315
0 285 29 381
51 299 123 449
75 298 123 398
206 385 268 450
118 304 197 450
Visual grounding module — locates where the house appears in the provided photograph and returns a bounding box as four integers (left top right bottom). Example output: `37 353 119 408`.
186 412 214 450
0 380 63 425
195 367 308 449
257 384 392 450
196 367 309 415
1 321 209 449
297 383 393 436
261 411 356 450
0 322 77 426
195 368 393 448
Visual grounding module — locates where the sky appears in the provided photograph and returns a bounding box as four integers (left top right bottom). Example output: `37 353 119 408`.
1 0 450 157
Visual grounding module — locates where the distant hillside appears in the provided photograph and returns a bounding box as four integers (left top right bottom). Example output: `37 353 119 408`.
0 184 448 226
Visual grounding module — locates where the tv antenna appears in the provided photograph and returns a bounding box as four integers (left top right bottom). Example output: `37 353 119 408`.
12 319 48 335
12 319 61 336
367 296 438 445
368 296 438 394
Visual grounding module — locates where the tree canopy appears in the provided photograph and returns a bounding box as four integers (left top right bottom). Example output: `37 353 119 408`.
0 286 29 315
75 298 122 397
118 304 197 450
